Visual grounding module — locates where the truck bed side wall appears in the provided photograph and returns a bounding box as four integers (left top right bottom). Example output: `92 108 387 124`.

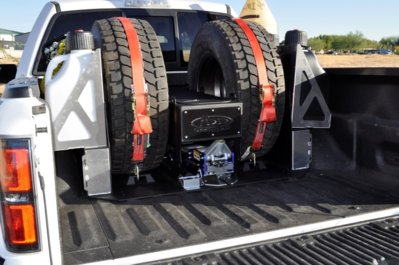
312 68 399 187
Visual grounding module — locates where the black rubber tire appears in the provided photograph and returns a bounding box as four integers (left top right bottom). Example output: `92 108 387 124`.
188 20 285 159
92 18 169 174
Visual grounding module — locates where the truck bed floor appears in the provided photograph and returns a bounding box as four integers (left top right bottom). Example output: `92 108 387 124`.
56 170 399 265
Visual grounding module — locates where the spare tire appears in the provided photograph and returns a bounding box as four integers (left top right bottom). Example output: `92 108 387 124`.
188 20 285 158
92 18 169 174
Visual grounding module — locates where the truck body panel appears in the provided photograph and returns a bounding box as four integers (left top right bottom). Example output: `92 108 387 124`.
17 3 57 79
0 95 62 265
54 0 235 15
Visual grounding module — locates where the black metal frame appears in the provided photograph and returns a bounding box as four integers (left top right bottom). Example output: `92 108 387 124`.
277 41 331 170
291 47 331 129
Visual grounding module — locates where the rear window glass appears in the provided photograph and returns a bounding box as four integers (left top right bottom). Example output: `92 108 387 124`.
178 13 208 64
35 11 176 73
36 11 123 73
35 10 230 74
178 12 230 64
136 16 176 62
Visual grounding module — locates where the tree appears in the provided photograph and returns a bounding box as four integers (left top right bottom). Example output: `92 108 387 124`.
319 35 333 50
329 32 364 51
308 33 399 53
380 36 399 51
308 38 325 52
361 39 379 49
345 31 364 50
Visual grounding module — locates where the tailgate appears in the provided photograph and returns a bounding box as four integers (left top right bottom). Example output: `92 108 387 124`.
161 216 399 265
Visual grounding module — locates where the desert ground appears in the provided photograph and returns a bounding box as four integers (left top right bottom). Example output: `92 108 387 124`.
317 54 399 68
0 54 398 95
0 57 19 65
0 56 19 95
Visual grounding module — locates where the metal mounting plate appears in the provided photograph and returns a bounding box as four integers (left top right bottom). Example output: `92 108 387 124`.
292 46 331 129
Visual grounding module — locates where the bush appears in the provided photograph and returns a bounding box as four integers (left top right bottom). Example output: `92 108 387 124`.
307 32 389 53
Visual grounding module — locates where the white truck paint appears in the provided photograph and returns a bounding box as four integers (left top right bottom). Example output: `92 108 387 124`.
0 88 61 265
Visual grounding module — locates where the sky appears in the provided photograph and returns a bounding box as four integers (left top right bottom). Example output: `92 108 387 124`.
0 0 397 41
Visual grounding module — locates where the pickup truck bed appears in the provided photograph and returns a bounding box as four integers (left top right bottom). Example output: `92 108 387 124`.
57 165 399 265
54 68 399 265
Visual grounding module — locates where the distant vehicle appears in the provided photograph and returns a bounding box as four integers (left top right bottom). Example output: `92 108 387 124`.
361 49 378 54
377 48 392 55
326 50 339 55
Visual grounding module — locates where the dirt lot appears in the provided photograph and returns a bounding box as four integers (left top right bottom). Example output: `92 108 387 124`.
0 54 398 95
317 54 399 68
0 57 19 65
0 56 19 95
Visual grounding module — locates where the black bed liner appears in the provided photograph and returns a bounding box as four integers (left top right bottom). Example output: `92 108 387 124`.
162 216 399 265
56 166 399 265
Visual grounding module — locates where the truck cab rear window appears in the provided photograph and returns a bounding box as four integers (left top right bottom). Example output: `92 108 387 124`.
178 12 230 64
36 11 123 73
177 12 230 64
135 16 176 62
178 12 207 64
35 11 176 73
35 10 229 74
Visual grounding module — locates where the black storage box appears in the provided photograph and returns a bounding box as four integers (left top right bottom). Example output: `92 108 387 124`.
172 100 242 144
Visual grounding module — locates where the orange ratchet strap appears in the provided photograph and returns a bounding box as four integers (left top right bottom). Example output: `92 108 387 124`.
234 18 276 151
117 17 152 162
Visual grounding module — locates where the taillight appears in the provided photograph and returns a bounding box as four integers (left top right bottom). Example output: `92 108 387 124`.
1 149 32 193
0 139 39 252
3 204 37 245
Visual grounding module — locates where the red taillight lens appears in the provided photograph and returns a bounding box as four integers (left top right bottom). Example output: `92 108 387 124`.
0 139 39 252
2 204 37 245
0 149 32 192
